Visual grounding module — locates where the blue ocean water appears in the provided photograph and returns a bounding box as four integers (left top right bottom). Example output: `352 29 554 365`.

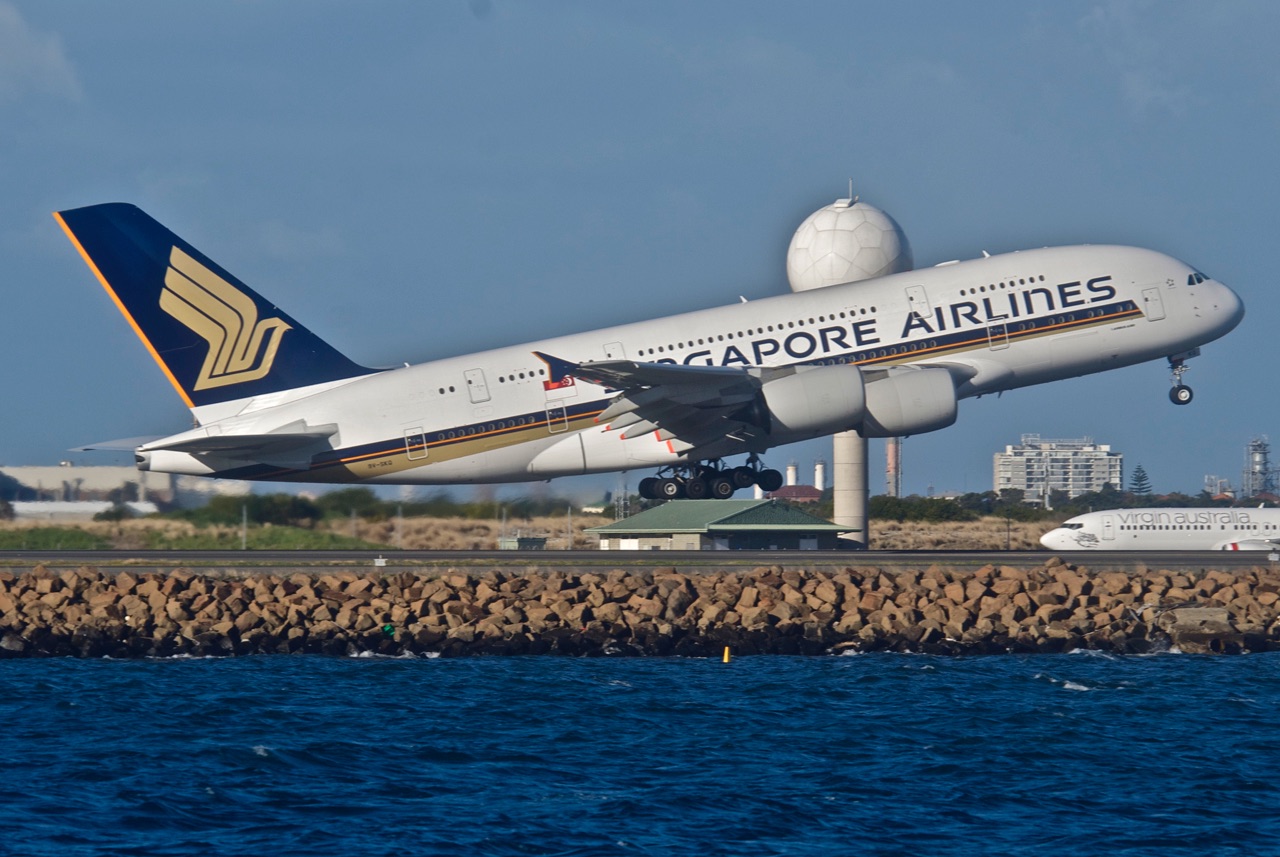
4 653 1280 857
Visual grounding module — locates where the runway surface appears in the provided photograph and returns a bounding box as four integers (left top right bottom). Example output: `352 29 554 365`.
0 548 1275 572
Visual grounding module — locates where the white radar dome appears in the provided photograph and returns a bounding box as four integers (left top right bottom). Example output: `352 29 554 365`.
786 199 913 292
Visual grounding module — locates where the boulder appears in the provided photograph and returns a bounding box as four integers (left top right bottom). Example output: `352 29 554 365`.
1161 606 1244 654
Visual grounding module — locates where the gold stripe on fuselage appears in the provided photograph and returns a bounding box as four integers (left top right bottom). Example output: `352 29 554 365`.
295 411 605 482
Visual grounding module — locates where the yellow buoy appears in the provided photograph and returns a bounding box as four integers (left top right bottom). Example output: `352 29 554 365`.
722 646 732 663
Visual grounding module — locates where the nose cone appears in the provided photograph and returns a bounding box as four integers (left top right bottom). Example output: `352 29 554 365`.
1211 280 1245 337
1039 530 1064 550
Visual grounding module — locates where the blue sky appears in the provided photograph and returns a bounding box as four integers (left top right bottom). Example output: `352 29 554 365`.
2 1 1276 500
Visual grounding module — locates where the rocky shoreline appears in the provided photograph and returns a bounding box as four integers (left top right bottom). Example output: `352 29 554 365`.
2 559 1278 658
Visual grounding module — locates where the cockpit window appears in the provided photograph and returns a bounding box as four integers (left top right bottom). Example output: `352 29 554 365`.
1187 272 1209 285
1062 523 1084 530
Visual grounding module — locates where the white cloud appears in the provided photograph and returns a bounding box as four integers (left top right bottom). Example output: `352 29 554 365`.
0 2 81 104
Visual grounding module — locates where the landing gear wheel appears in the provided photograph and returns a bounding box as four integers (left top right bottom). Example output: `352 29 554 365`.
684 477 709 499
656 478 684 500
756 469 784 492
709 476 737 499
731 466 757 489
638 477 658 499
1167 354 1197 406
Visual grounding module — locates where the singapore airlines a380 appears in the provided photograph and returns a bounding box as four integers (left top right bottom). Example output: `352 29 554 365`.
54 202 1243 500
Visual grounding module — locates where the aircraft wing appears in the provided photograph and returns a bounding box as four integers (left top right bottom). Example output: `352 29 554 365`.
537 352 753 391
534 352 768 453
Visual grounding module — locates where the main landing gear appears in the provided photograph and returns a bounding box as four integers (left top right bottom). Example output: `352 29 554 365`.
637 455 784 501
1168 352 1196 405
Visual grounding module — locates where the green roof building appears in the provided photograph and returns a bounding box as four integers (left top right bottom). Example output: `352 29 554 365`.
587 499 853 551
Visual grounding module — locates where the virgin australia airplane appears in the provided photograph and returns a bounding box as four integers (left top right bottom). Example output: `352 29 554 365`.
55 203 1243 500
1041 508 1280 551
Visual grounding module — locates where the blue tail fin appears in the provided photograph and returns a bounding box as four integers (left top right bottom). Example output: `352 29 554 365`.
55 203 374 409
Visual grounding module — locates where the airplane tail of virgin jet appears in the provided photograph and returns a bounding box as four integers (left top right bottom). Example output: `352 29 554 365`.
54 203 374 411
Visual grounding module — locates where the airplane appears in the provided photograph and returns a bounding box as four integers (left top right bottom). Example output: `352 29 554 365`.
1041 507 1280 551
54 202 1244 500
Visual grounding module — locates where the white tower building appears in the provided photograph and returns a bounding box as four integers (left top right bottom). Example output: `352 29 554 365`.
785 194 913 545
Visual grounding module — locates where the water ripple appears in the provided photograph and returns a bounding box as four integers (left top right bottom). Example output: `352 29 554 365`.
5 654 1280 854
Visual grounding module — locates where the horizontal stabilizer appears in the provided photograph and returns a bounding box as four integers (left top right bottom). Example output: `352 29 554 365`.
73 436 166 452
140 423 339 469
145 429 336 456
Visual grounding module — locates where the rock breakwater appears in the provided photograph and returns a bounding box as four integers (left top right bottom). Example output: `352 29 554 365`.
1 559 1278 657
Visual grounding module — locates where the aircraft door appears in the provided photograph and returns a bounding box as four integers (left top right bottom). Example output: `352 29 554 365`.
546 402 568 433
603 341 626 360
404 426 429 461
464 369 491 403
905 285 931 318
987 320 1010 350
1102 515 1115 541
1141 288 1166 321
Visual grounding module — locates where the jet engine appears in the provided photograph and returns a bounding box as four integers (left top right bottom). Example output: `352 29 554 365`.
859 367 957 438
754 364 957 442
757 365 866 437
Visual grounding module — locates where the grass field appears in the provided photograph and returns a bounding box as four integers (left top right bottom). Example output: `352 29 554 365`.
0 514 1054 551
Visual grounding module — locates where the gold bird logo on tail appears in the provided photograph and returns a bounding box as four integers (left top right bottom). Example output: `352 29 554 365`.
159 246 291 390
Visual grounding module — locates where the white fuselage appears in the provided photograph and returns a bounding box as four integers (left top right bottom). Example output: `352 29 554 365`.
1041 508 1280 551
137 244 1243 485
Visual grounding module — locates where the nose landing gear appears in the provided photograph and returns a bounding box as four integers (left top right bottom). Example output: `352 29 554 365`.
1168 352 1198 405
637 455 785 500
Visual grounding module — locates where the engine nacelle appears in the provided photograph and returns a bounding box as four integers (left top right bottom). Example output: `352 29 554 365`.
759 365 865 438
860 367 957 437
752 364 958 444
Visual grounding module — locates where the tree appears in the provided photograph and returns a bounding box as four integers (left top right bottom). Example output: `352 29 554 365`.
1129 464 1152 495
184 493 321 528
315 487 384 520
956 491 997 515
997 488 1026 507
93 503 130 522
106 482 140 504
0 472 30 502
868 495 978 522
